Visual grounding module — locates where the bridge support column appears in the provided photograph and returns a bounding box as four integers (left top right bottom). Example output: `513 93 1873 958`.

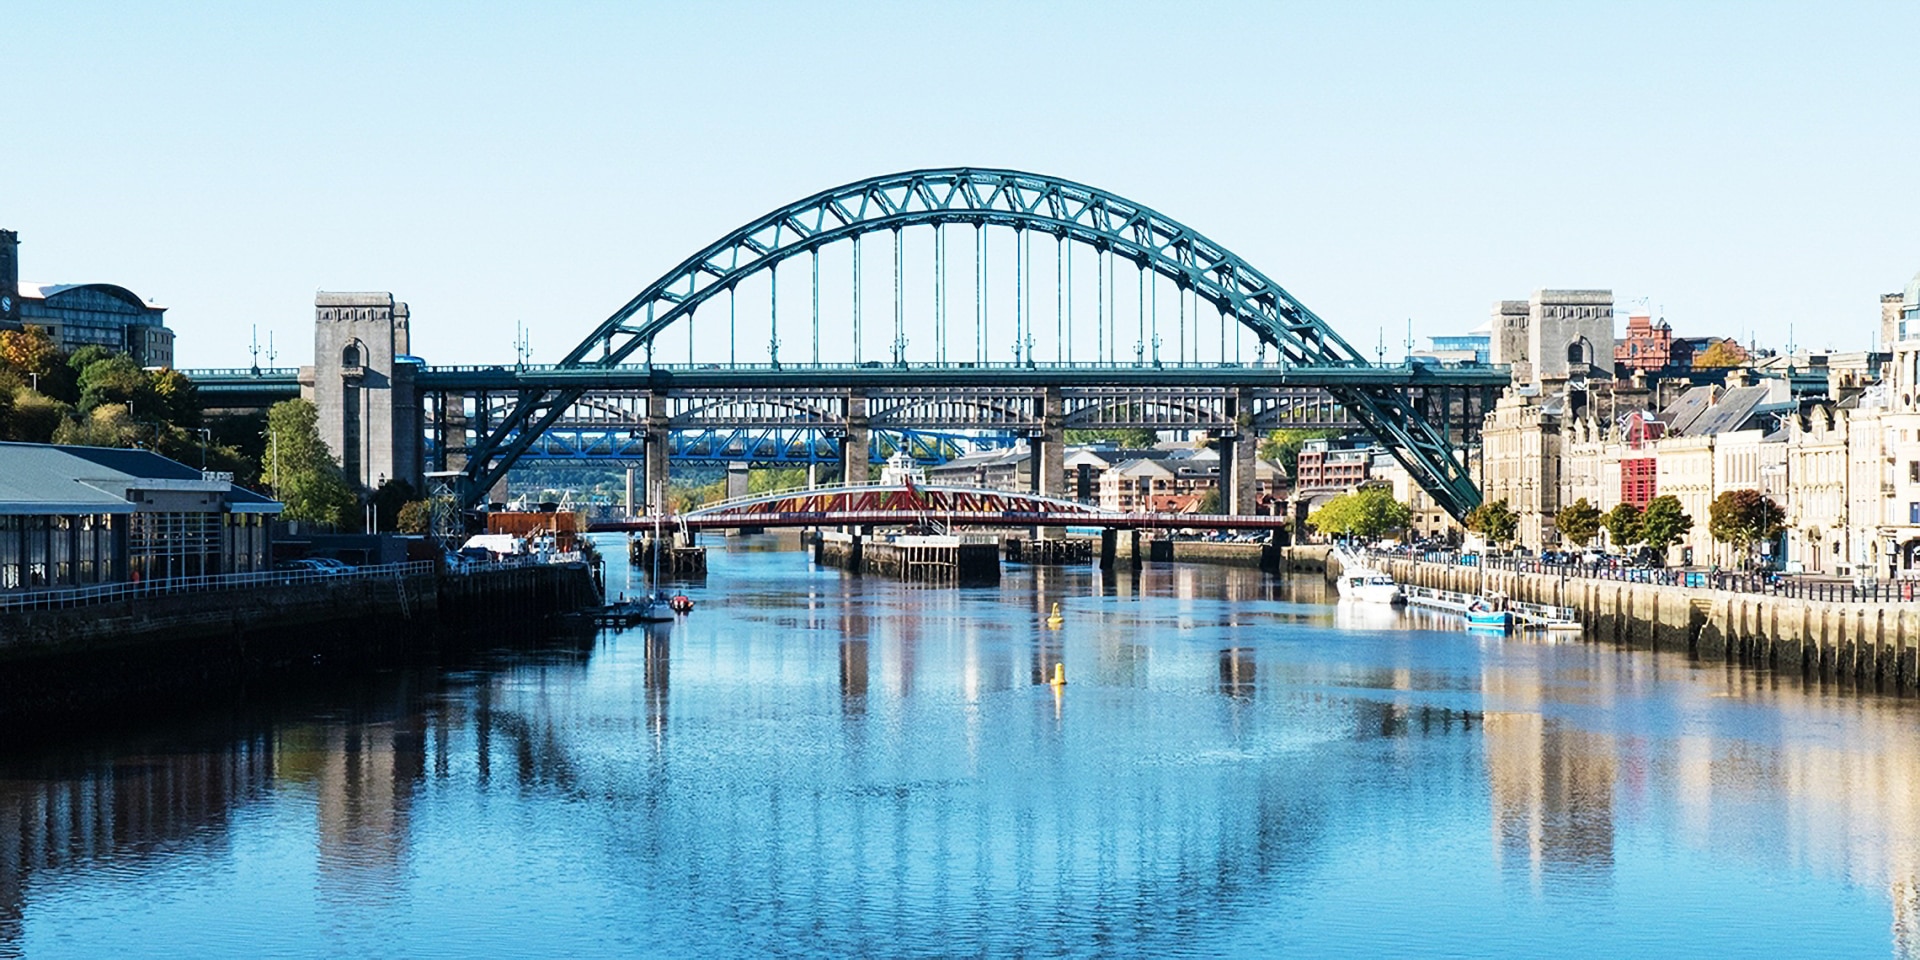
1037 387 1066 539
843 392 870 484
726 463 750 500
1099 528 1117 571
1223 387 1258 516
644 392 669 512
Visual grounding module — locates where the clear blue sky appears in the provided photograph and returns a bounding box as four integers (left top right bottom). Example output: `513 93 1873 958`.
6 1 1916 368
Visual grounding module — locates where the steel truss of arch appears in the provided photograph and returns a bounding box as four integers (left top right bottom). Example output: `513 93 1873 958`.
459 168 1483 517
507 426 1016 465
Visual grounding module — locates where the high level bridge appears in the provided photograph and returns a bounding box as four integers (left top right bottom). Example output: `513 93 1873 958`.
187 168 1507 518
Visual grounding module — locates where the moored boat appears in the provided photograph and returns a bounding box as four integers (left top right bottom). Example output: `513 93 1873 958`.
1336 567 1405 605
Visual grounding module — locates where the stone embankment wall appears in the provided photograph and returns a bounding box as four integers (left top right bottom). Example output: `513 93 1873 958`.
0 564 600 727
1361 555 1920 690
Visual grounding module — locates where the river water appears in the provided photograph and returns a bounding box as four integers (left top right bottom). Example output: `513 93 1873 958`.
2 535 1917 958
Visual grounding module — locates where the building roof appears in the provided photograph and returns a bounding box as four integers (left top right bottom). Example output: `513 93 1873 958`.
14 281 166 311
1672 383 1783 437
0 445 140 515
0 442 280 516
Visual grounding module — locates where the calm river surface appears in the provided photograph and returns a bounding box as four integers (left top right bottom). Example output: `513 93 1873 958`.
3 535 1919 958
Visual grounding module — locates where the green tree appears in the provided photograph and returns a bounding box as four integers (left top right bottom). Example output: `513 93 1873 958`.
1258 428 1341 482
1064 427 1160 447
74 353 157 415
1463 498 1518 548
8 389 70 444
396 500 434 534
1708 489 1785 567
1603 502 1643 551
1638 495 1693 562
51 402 142 447
1307 486 1411 541
1554 498 1602 548
1195 488 1222 514
264 399 358 528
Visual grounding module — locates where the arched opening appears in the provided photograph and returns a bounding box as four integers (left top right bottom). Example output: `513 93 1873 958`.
342 341 363 368
1566 338 1590 365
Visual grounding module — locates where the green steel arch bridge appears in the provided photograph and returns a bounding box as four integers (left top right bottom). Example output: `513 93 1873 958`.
188 169 1507 517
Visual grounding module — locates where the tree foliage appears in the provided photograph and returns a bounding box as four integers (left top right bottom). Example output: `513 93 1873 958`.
1064 427 1160 448
265 399 358 528
1603 502 1643 549
1693 339 1748 369
1307 486 1411 540
1554 498 1602 548
1463 498 1518 547
396 500 434 534
1708 489 1785 563
1638 495 1694 558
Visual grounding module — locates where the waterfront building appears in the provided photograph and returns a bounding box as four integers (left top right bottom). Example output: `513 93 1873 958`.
1785 400 1851 574
1846 317 1920 580
0 442 280 591
1476 390 1565 549
1294 438 1372 492
0 229 176 368
926 447 1031 490
1095 452 1283 513
1373 454 1461 542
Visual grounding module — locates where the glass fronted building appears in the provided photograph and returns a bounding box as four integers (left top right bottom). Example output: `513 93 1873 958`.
0 443 279 591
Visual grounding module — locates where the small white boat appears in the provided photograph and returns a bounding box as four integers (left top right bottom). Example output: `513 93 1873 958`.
1336 567 1405 605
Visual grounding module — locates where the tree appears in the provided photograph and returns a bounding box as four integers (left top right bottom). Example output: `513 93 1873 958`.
1554 498 1602 548
1693 339 1747 369
75 353 156 415
1708 489 1785 567
1638 495 1693 562
1463 498 1518 547
1064 427 1160 447
1602 502 1642 551
1195 488 1222 514
0 326 60 382
1308 486 1411 541
264 399 358 528
396 500 434 534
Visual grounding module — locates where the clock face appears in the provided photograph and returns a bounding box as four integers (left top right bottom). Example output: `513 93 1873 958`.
0 296 11 314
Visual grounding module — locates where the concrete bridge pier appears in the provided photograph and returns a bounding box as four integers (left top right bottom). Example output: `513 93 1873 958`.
644 392 669 512
1035 387 1066 539
843 392 870 484
1222 386 1257 515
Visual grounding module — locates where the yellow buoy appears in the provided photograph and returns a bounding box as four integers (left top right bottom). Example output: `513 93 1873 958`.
1045 602 1064 629
1050 662 1067 686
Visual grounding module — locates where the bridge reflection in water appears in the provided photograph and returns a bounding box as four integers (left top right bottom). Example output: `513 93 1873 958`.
0 548 1917 955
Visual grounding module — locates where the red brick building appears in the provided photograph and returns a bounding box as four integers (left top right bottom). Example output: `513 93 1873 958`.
1615 310 1679 372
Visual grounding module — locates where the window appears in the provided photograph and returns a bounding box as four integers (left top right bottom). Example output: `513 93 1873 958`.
1910 461 1919 484
1910 502 1919 525
342 342 362 368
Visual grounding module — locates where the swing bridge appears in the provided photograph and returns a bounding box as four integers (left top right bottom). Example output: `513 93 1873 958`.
186 168 1507 518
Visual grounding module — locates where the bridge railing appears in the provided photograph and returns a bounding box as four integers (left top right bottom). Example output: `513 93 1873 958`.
0 560 439 613
416 359 1496 376
180 367 302 379
676 480 1122 517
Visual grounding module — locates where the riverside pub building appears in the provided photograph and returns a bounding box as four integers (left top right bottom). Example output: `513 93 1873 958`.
0 443 281 591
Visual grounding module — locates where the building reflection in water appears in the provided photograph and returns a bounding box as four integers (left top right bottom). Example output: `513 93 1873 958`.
644 627 670 742
0 738 275 950
1219 646 1256 699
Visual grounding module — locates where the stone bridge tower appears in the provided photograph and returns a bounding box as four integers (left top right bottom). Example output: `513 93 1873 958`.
301 292 423 495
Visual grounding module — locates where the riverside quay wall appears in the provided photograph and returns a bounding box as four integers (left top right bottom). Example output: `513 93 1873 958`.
0 563 601 728
1357 554 1920 690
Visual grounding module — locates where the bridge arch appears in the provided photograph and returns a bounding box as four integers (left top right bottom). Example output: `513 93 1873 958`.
461 169 1486 520
565 168 1365 369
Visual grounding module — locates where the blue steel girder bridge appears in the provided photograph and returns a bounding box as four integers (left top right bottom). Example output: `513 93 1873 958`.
188 168 1507 517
